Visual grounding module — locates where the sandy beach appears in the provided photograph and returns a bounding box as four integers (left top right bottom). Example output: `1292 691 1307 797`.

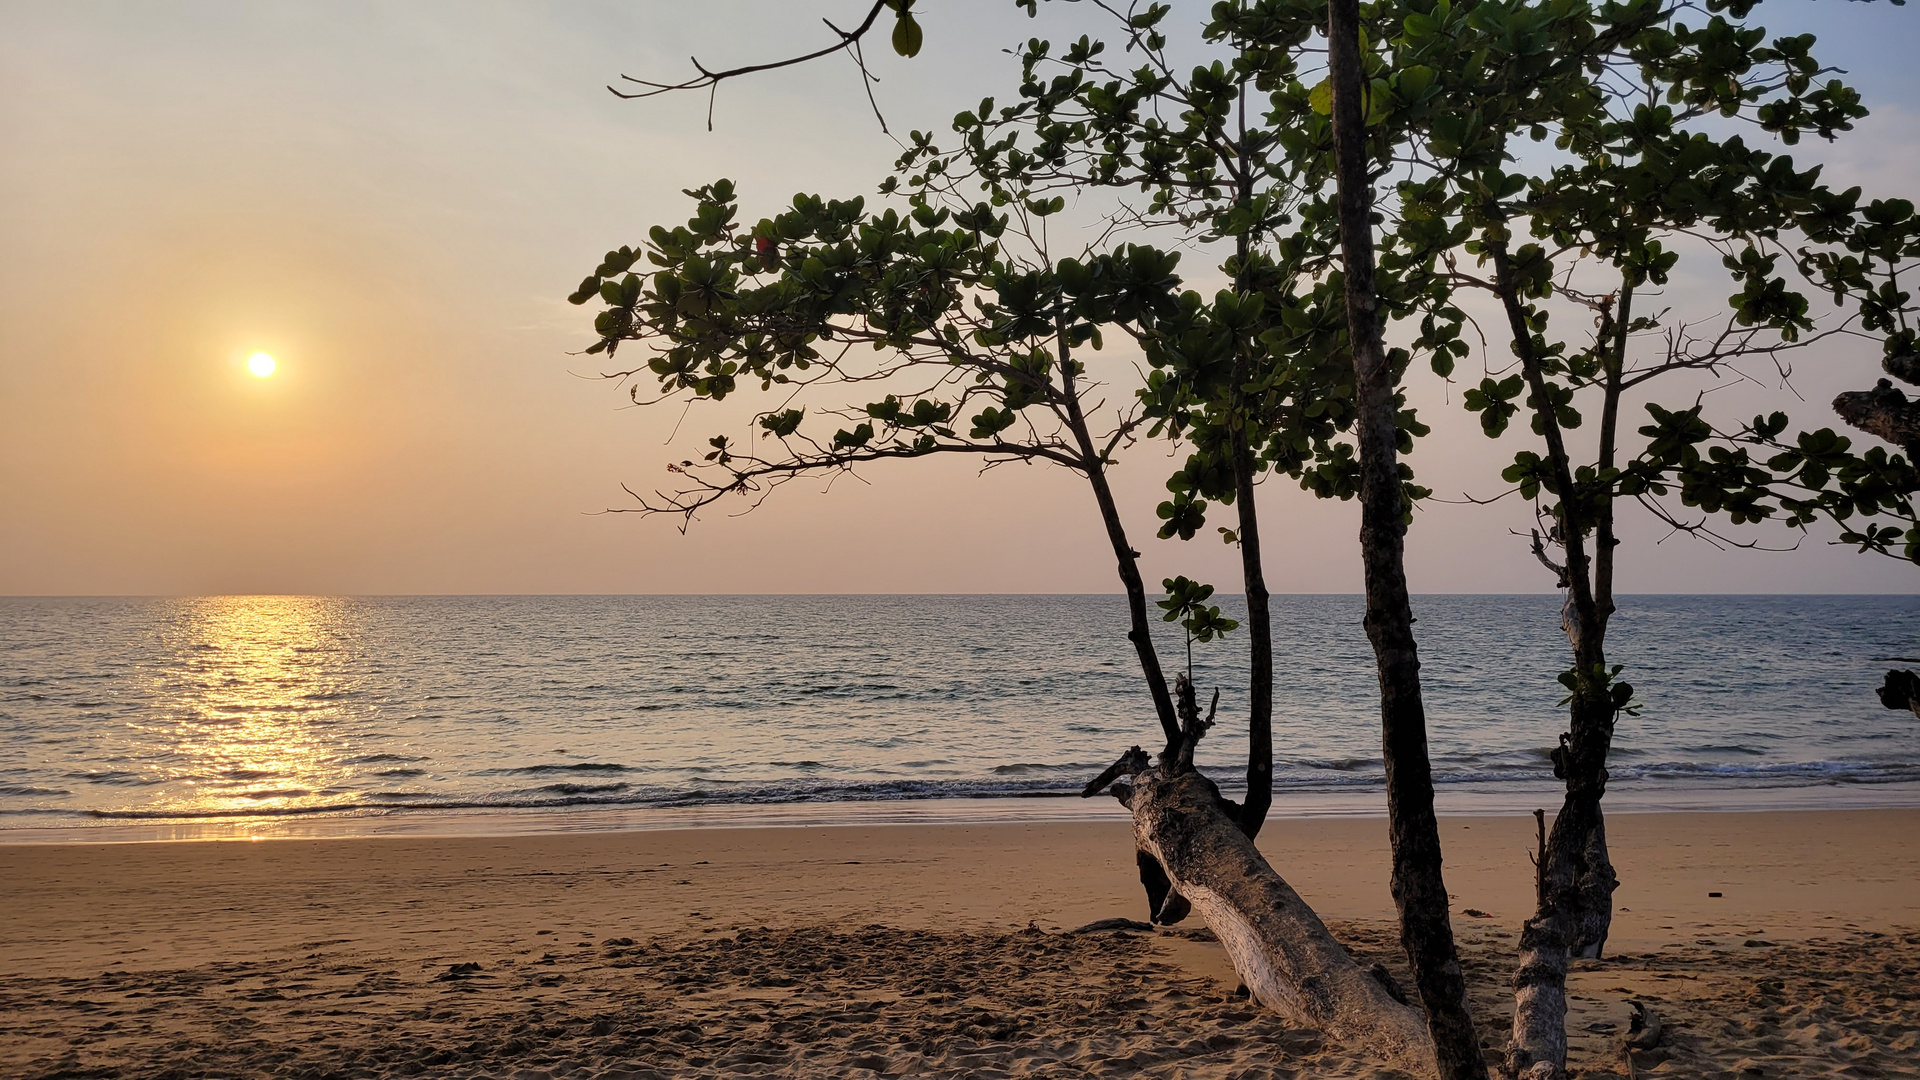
3 808 1917 1078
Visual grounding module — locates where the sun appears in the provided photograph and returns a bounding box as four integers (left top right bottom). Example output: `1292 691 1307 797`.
247 353 277 378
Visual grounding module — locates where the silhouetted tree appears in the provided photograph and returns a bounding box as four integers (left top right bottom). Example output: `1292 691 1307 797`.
1332 0 1920 1072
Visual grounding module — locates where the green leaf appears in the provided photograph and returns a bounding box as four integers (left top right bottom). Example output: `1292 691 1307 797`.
1308 79 1332 116
1396 65 1434 102
1366 79 1393 125
892 12 923 58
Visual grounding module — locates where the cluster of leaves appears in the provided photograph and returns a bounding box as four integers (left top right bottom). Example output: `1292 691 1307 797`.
1157 574 1241 677
1158 574 1241 641
1356 0 1920 567
565 165 1219 529
893 0 1444 544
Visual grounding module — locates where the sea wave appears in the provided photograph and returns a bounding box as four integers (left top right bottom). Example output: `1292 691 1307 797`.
25 755 1916 824
71 776 1096 821
485 763 631 775
8 594 1920 830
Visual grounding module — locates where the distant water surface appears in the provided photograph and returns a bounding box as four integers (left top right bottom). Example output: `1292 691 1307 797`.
2 595 1917 838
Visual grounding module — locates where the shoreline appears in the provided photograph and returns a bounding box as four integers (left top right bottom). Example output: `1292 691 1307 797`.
6 779 1920 845
7 808 1917 962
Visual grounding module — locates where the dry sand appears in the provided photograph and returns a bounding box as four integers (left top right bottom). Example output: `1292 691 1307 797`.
2 809 1916 1078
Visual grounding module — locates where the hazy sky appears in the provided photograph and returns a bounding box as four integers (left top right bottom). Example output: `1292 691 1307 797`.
4 1 1917 596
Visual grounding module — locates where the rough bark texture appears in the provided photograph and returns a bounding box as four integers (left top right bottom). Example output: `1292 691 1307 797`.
1571 812 1619 959
1327 1 1486 1076
1129 768 1437 1076
1512 799 1604 1077
1509 681 1620 1070
1834 379 1920 455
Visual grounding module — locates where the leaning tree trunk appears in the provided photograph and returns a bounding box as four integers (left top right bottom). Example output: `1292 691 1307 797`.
1088 680 1441 1076
1096 759 1438 1076
1131 769 1436 1074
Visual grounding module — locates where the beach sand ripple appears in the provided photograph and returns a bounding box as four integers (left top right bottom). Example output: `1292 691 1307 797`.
3 921 1915 1079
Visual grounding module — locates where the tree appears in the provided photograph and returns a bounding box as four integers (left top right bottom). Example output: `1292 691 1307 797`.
1326 0 1492 1074
1327 0 1920 1073
933 6 1920 1079
567 155 1439 1076
570 177 1188 754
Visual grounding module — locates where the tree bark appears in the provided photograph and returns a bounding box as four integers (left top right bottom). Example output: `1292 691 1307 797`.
1834 379 1920 456
1571 284 1630 962
1326 2 1487 1077
1233 428 1275 838
1128 767 1437 1076
1572 810 1619 959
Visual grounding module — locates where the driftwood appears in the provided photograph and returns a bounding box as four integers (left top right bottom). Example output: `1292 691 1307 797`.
1615 999 1665 1079
1126 768 1437 1074
1621 999 1663 1050
1086 679 1436 1076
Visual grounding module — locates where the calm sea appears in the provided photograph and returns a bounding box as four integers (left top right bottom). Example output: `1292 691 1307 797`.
3 595 1917 840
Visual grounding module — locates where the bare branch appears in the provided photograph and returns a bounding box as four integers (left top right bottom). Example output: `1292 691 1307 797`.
610 0 893 131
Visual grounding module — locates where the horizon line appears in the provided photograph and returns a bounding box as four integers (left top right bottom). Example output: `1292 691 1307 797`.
4 591 1918 600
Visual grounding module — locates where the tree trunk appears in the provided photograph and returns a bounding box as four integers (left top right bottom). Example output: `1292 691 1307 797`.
1128 767 1437 1076
1510 796 1609 1076
1227 66 1274 841
1490 242 1622 1078
1233 427 1274 838
1509 688 1618 1078
1573 811 1619 959
1326 1 1488 1077
1058 334 1183 760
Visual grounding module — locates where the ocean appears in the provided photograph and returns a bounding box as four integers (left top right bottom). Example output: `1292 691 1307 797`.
3 594 1917 840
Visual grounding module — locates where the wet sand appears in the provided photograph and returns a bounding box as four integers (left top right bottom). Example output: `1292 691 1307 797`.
2 809 1916 1078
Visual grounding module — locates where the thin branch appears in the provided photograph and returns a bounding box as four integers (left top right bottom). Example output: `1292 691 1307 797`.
610 0 893 131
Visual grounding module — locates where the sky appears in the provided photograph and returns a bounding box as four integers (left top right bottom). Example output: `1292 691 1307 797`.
3 0 1918 596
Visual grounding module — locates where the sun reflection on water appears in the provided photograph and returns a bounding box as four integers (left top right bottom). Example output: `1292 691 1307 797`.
139 596 366 819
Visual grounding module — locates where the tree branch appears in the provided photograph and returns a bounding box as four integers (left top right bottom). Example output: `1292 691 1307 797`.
610 0 894 131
